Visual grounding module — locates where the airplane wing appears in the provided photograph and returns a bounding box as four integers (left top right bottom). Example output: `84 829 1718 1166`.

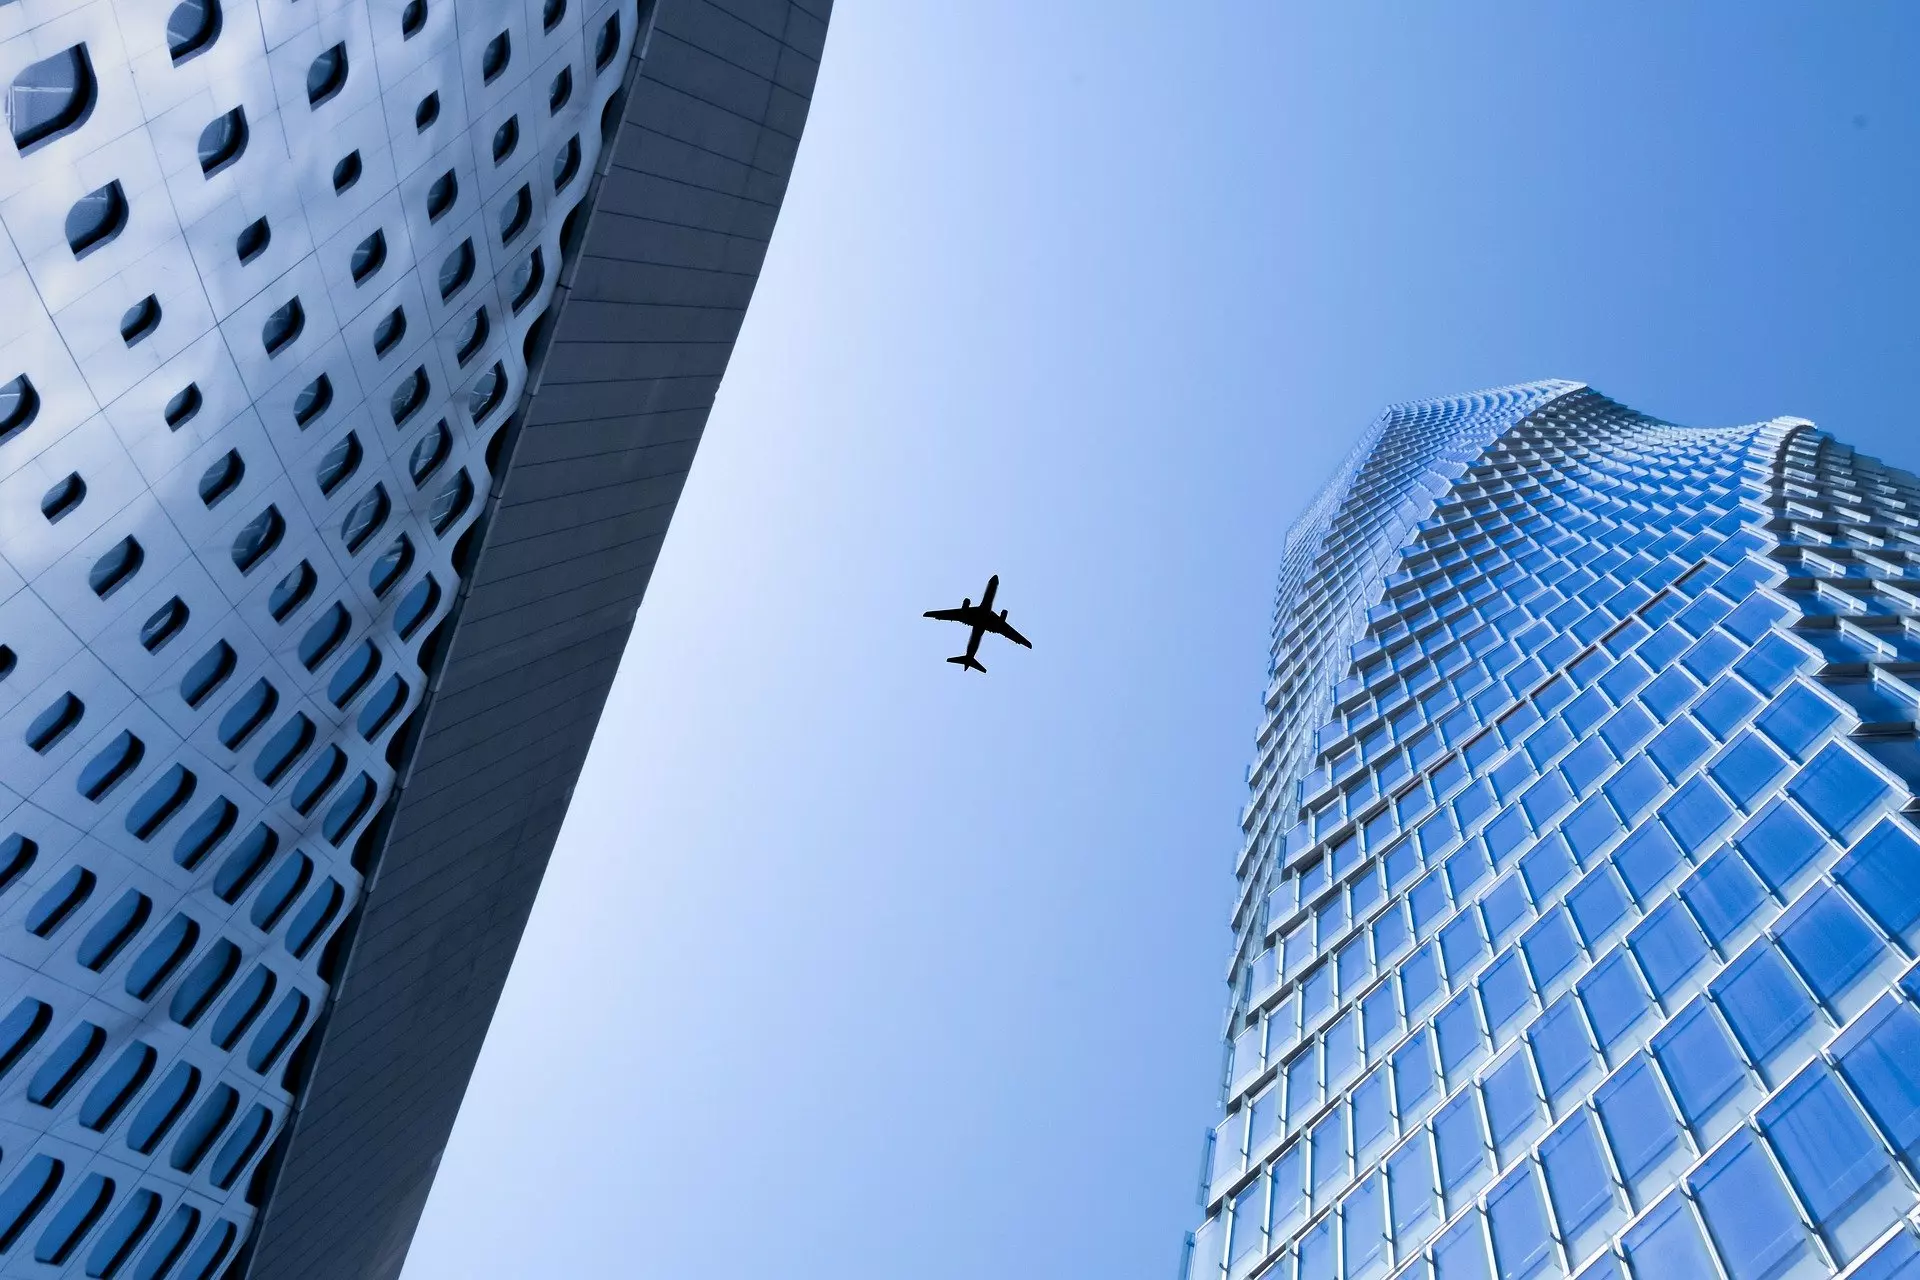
987 615 1032 648
923 607 972 623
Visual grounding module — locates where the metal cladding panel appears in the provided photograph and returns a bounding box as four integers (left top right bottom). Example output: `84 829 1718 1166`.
239 2 831 1277
1189 388 1920 1280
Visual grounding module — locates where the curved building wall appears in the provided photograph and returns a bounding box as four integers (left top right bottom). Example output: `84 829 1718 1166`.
0 1 828 1275
1191 387 1920 1280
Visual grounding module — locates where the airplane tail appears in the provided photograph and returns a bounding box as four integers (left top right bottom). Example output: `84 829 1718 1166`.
946 655 986 673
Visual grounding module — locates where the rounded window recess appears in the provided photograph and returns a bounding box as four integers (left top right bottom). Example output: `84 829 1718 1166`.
315 433 361 497
468 363 506 424
327 641 381 707
548 66 572 114
595 15 621 70
25 693 84 753
332 150 362 193
292 373 333 429
455 307 489 367
9 45 96 154
394 574 440 639
298 603 351 670
255 715 315 787
174 798 237 870
408 421 449 486
306 44 348 108
510 248 544 314
230 505 284 574
40 472 85 523
481 32 511 83
341 485 389 554
235 217 270 264
1 374 40 446
127 766 195 841
77 730 144 802
167 0 222 63
369 534 414 598
425 170 457 222
429 469 473 535
0 646 14 682
498 184 531 244
65 180 128 258
349 229 386 284
218 682 276 750
491 115 518 165
197 450 244 508
90 537 144 598
437 239 474 301
196 107 247 175
120 295 162 346
139 597 190 652
261 298 303 356
268 561 316 622
552 135 580 191
208 827 269 903
178 641 235 707
401 0 427 38
542 0 566 32
163 383 201 430
390 367 429 426
414 91 439 132
372 307 406 358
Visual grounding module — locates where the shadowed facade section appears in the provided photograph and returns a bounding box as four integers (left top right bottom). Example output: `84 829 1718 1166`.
242 3 832 1276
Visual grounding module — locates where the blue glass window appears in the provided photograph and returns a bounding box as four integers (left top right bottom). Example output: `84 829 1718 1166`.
1394 1030 1437 1118
1373 900 1410 962
1578 952 1653 1054
1524 719 1573 770
1440 915 1487 981
1481 1053 1543 1163
1566 688 1611 736
1353 1068 1393 1164
1651 1000 1747 1130
1788 743 1893 839
1695 677 1762 739
1708 732 1791 809
1520 836 1574 901
1834 819 1920 944
1733 799 1829 893
1411 873 1451 938
1480 875 1531 948
1713 945 1819 1073
1629 900 1710 1001
1602 757 1664 821
1436 991 1486 1081
1690 1131 1819 1280
1561 738 1616 795
1287 1049 1320 1127
1528 995 1597 1104
1434 1091 1491 1209
1387 1130 1439 1248
1776 886 1888 1010
1362 984 1399 1053
1647 716 1713 781
1681 631 1743 683
1567 866 1632 947
1446 842 1493 899
1658 775 1734 854
1228 1175 1266 1268
1834 999 1920 1168
1755 682 1843 758
1310 1103 1347 1203
1479 953 1534 1038
1736 632 1814 695
1595 1056 1689 1203
1600 704 1657 758
1540 1111 1625 1265
1642 667 1701 721
1680 848 1769 948
1563 795 1624 863
1523 909 1582 990
1614 821 1684 903
1486 1166 1555 1280
1271 1140 1306 1238
1402 944 1443 1017
1622 1194 1718 1279
1342 1174 1389 1279
1760 1063 1906 1263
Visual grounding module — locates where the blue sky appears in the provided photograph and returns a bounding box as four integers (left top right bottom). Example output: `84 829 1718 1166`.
399 5 1920 1277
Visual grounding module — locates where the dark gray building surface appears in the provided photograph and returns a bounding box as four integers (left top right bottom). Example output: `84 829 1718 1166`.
241 2 832 1275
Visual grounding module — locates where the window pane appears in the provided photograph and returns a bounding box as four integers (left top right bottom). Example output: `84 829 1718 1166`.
1734 799 1829 894
1529 995 1598 1104
1395 1030 1438 1121
1835 819 1920 945
1482 1053 1543 1164
1577 953 1652 1056
1760 1064 1906 1263
1651 999 1747 1132
1480 953 1536 1041
1388 1131 1439 1249
1272 1141 1307 1238
1434 1211 1494 1280
1788 743 1892 839
1595 1056 1689 1204
1713 945 1819 1076
1524 910 1583 991
1568 867 1632 948
1486 1165 1559 1280
1434 1091 1491 1210
1622 1194 1719 1280
1342 1174 1389 1280
1354 1068 1394 1165
1689 1131 1821 1280
1834 1000 1920 1168
1540 1111 1625 1265
1680 846 1769 947
1659 776 1735 855
1775 886 1888 1009
1628 901 1710 1002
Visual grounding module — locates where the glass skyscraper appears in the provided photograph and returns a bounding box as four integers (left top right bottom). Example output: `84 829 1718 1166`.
1188 383 1920 1280
0 1 827 1275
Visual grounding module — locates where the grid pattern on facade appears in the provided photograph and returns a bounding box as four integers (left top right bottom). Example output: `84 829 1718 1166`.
0 1 640 1273
1188 385 1920 1280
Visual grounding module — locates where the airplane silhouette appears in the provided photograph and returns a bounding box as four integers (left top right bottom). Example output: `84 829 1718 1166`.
923 575 1031 672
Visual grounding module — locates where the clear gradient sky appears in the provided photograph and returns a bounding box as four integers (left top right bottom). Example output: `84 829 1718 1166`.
399 5 1920 1278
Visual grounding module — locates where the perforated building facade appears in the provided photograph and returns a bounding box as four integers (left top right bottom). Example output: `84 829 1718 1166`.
0 0 827 1275
1188 384 1920 1280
